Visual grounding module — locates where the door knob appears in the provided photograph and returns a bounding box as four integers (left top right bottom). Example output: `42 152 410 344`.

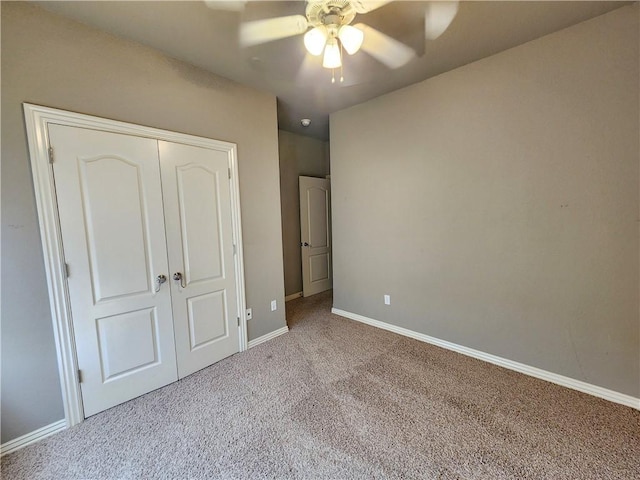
302 242 310 247
173 272 186 288
154 274 167 292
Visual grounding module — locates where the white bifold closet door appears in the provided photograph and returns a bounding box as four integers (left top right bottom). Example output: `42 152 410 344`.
49 124 239 417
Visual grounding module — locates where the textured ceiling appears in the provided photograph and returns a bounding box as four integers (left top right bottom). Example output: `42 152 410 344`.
35 1 629 140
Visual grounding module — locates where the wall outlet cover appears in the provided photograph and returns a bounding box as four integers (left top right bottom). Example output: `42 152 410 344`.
384 295 391 305
270 300 277 311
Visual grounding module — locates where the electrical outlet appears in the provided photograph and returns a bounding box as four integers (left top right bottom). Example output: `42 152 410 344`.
246 308 252 320
384 295 391 305
270 300 277 311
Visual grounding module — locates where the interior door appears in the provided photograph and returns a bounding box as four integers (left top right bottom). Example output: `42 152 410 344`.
159 141 240 378
49 124 178 417
299 176 332 297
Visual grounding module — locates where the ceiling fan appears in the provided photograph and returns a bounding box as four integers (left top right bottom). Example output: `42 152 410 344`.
207 1 459 82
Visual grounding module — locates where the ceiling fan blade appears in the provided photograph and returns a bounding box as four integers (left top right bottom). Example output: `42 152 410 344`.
204 0 247 12
355 23 416 69
351 1 394 14
424 1 459 40
240 15 308 47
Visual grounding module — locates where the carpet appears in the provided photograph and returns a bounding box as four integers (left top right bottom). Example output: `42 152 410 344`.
2 290 639 479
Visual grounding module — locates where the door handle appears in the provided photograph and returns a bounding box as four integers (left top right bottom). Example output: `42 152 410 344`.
155 274 167 292
173 272 187 288
301 242 310 247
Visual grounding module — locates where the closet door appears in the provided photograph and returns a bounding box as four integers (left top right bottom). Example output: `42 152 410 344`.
49 125 178 417
159 141 240 378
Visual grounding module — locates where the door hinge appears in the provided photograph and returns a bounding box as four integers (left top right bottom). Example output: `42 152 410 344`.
228 168 231 179
64 262 70 278
48 146 54 163
77 369 83 383
237 316 240 326
233 244 237 255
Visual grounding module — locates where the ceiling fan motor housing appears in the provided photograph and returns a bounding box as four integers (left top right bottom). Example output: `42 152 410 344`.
306 0 357 28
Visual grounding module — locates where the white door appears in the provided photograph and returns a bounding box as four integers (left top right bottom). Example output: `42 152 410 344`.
158 141 239 378
299 176 332 297
49 125 178 417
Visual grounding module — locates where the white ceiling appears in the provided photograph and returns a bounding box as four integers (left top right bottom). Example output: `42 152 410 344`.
35 1 629 140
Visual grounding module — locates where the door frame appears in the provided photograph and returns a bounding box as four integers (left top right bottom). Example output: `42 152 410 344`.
23 103 248 428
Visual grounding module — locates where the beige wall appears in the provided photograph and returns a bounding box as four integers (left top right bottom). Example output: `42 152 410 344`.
331 5 639 397
278 130 330 296
1 2 285 443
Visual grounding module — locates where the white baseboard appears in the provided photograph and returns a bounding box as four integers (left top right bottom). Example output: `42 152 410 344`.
248 326 289 349
332 308 640 411
1 419 67 456
285 292 303 302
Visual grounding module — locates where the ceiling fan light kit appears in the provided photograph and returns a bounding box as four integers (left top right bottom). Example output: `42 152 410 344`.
424 1 460 40
304 26 328 56
322 38 342 69
303 6 364 57
304 0 365 83
337 24 364 55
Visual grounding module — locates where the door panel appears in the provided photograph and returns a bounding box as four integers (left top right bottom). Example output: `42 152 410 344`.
79 155 151 302
176 166 224 284
96 307 160 381
308 187 329 248
300 176 332 297
187 290 228 349
49 124 178 417
310 253 330 283
159 141 239 378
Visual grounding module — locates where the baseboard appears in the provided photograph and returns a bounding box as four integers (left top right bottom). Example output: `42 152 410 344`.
1 419 67 456
248 326 289 349
332 308 640 411
285 292 303 302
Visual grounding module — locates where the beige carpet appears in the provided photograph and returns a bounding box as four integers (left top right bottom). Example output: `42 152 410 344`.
2 290 639 479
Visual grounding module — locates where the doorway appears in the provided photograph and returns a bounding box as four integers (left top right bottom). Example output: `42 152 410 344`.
276 130 331 308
